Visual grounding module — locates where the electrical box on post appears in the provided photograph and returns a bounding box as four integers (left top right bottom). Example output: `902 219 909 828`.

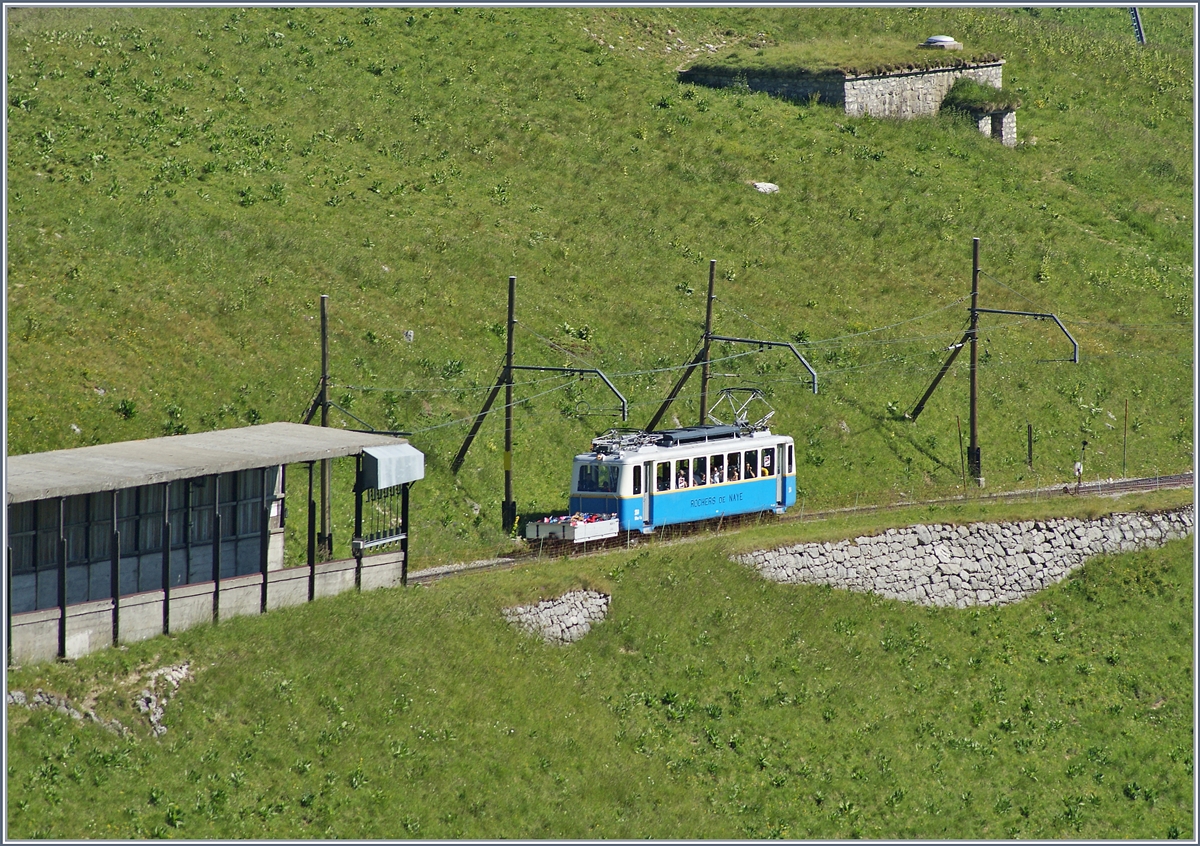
362 443 424 489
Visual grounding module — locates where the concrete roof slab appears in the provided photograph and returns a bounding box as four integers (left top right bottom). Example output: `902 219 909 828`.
6 422 410 504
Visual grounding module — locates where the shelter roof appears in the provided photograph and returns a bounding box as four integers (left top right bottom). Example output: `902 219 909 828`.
6 422 407 504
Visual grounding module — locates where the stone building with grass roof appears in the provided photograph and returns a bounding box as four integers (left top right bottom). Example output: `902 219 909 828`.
679 34 1019 144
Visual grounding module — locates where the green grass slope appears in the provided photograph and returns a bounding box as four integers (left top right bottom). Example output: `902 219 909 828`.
5 495 1192 838
6 7 1193 566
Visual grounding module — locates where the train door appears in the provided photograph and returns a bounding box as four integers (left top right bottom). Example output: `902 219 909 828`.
776 445 786 508
642 461 654 528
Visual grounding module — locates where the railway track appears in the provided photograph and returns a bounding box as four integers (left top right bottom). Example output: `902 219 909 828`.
408 471 1193 585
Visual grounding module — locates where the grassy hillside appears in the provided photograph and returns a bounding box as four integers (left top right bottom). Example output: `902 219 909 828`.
5 7 1193 566
5 492 1193 839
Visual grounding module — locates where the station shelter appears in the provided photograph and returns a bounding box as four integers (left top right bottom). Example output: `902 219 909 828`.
5 422 422 665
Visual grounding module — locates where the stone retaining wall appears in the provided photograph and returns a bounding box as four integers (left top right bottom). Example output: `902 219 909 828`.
503 590 611 644
737 508 1192 608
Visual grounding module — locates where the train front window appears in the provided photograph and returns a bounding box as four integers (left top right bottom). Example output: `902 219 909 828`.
578 464 620 493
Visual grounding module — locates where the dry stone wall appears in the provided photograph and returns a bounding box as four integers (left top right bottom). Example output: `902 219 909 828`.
503 590 611 644
737 508 1192 608
843 62 1003 118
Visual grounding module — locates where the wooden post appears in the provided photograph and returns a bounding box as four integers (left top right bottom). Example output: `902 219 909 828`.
57 498 67 659
699 260 716 425
111 492 120 647
1123 399 1129 477
401 483 410 588
161 482 171 635
319 294 332 559
502 276 517 534
212 475 222 623
967 238 982 484
260 466 271 613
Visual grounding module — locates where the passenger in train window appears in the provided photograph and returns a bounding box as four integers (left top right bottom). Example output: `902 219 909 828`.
745 451 758 477
601 467 619 492
677 471 689 488
676 459 690 488
693 456 707 486
710 455 724 484
727 453 740 481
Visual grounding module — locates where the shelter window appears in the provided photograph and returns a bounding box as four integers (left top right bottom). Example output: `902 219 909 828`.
8 501 36 575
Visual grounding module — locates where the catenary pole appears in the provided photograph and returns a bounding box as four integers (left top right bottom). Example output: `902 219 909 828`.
968 238 982 485
503 276 517 534
319 294 332 559
699 260 716 425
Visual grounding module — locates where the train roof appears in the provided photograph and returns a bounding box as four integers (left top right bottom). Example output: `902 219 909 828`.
653 424 744 446
584 424 784 459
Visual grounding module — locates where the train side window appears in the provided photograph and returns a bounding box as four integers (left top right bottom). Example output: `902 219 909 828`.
727 452 741 481
656 462 671 492
745 450 758 477
693 456 707 486
675 459 690 488
762 448 775 476
710 455 724 484
787 444 794 474
633 465 642 496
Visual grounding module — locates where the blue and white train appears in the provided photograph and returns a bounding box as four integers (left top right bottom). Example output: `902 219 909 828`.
568 424 797 532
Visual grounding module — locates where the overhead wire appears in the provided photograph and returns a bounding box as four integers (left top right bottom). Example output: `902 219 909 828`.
977 268 1192 334
977 269 1046 311
714 293 972 347
515 320 603 372
323 275 1178 426
335 370 574 396
400 378 579 435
